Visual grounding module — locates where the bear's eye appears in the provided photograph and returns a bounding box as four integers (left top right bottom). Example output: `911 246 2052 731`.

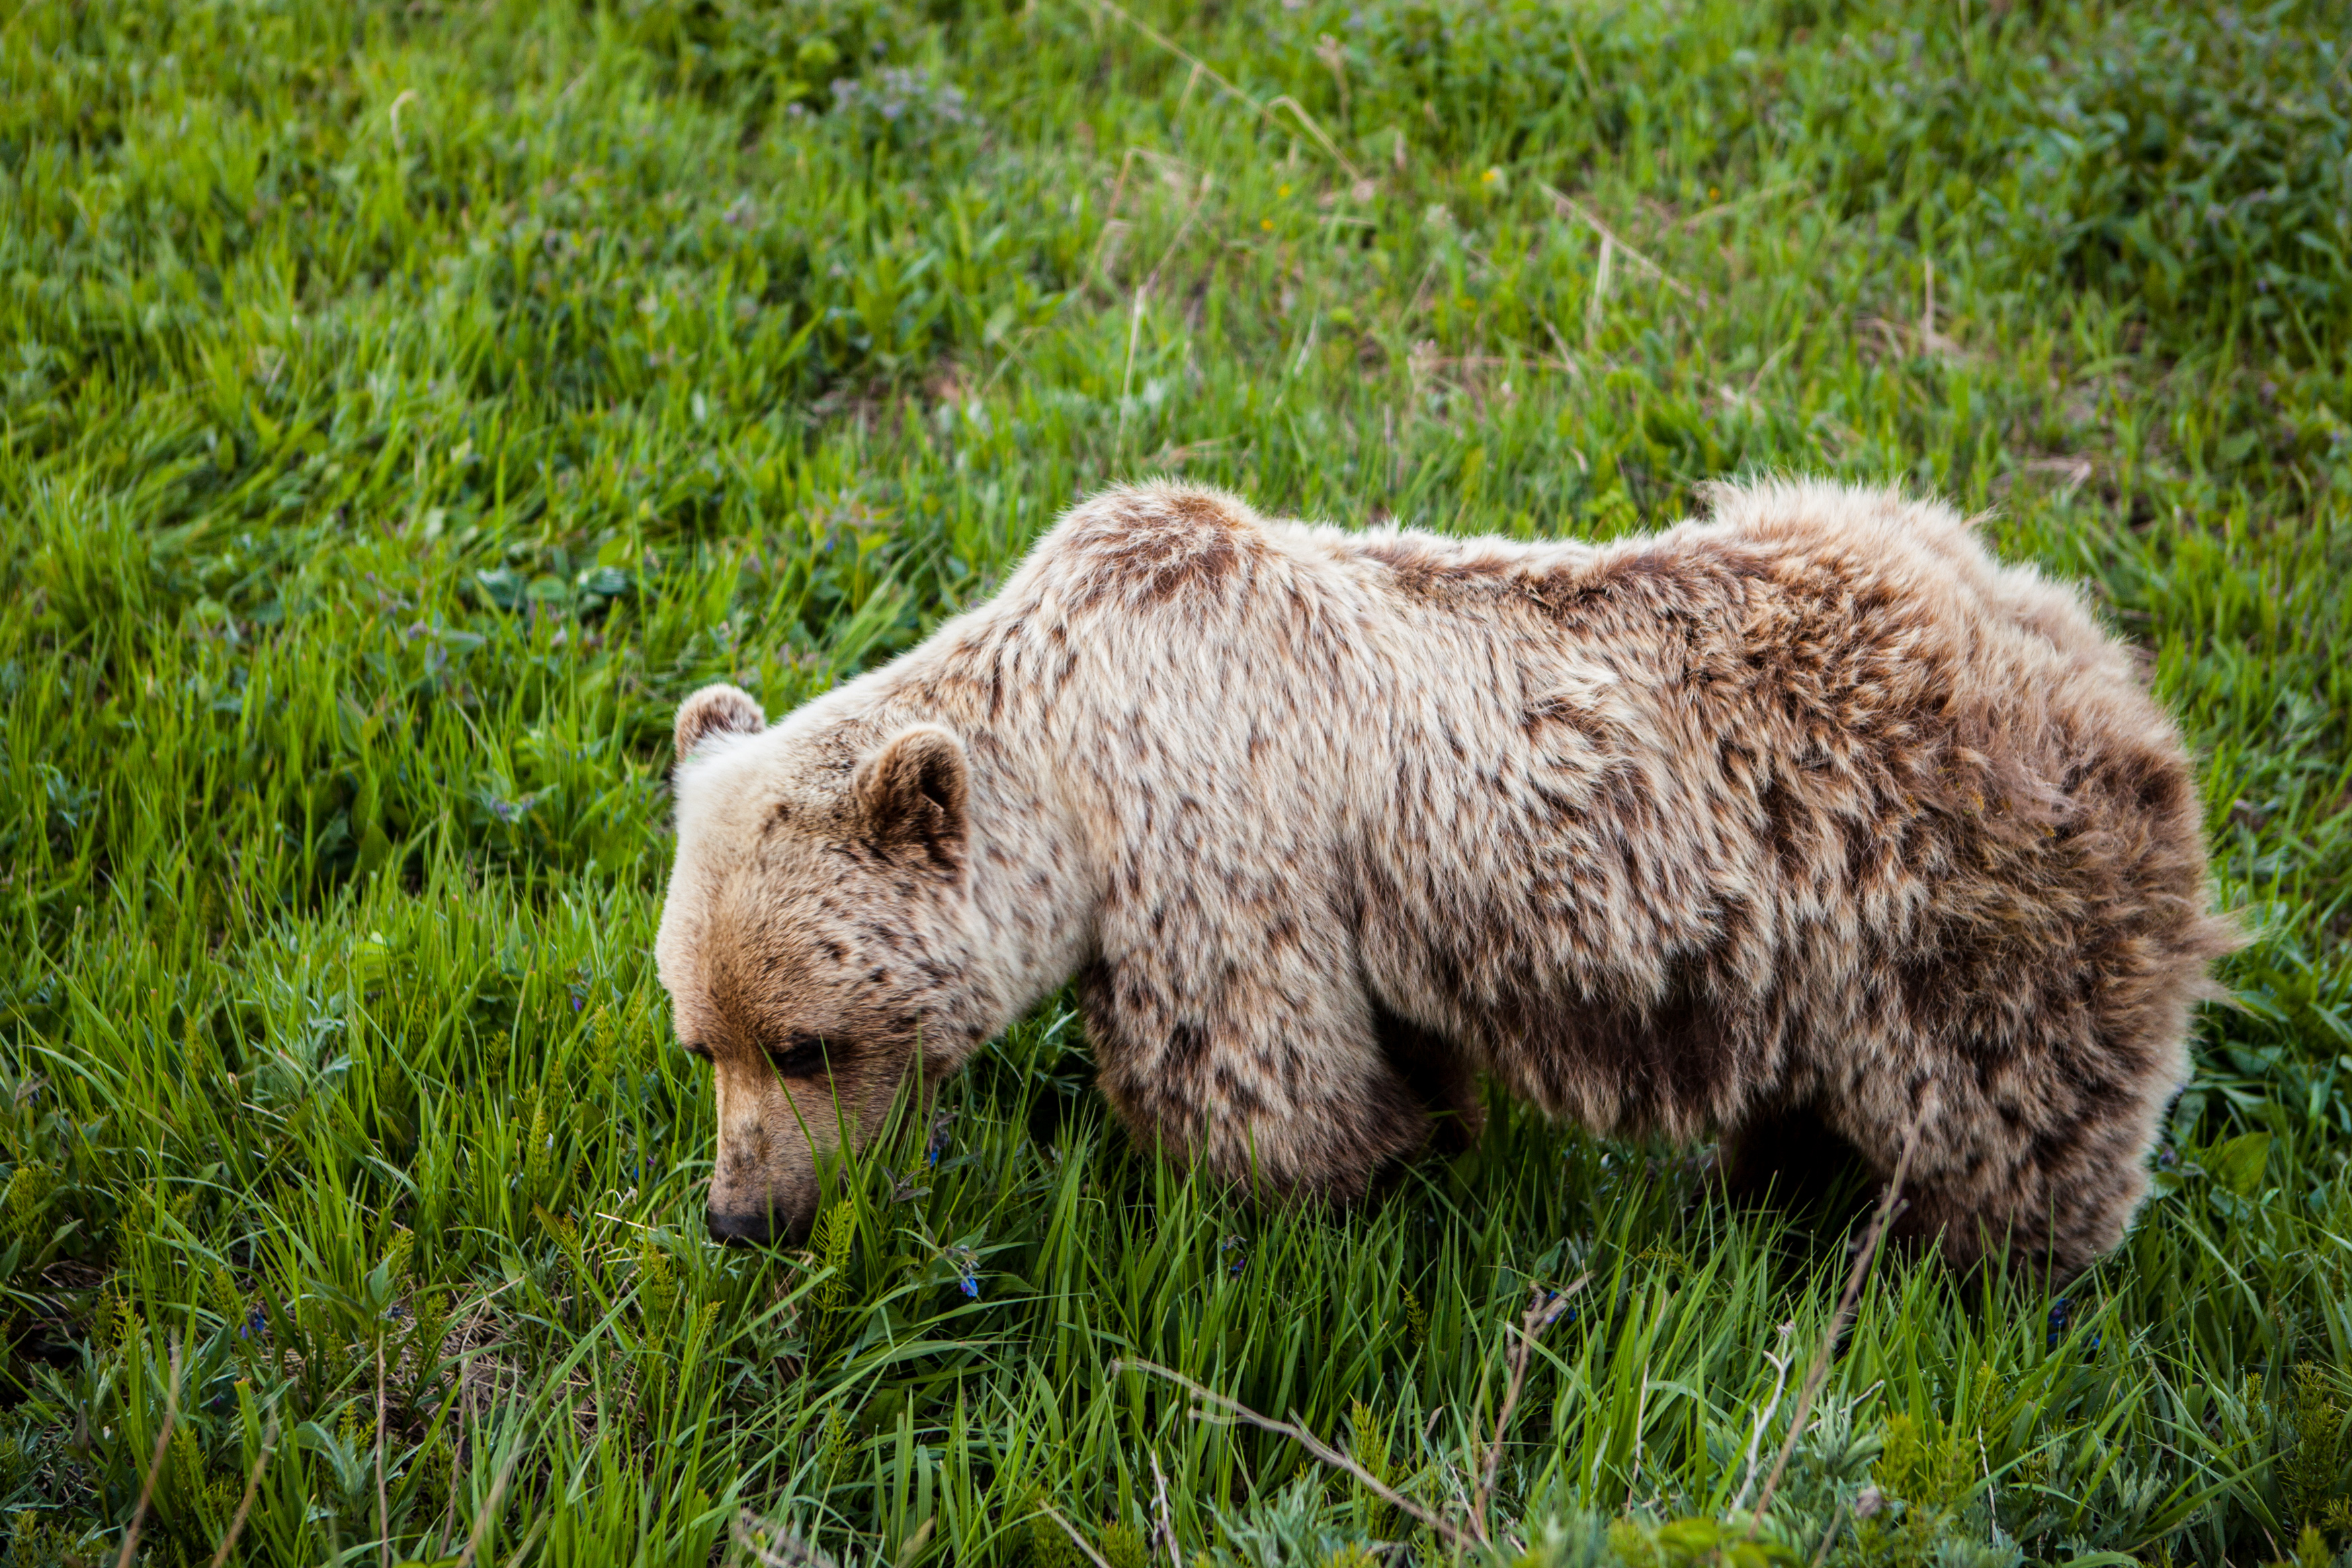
765 1031 839 1078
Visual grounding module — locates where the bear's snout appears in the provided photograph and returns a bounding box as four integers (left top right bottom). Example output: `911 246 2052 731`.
708 1203 804 1248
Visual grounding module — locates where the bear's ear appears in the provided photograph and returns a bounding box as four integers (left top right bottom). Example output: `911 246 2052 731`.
853 726 968 871
675 684 765 760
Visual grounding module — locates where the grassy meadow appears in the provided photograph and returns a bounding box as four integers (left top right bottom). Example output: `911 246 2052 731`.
3 1 2351 1563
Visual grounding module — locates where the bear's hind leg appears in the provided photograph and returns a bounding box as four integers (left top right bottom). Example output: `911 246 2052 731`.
1887 1115 2154 1289
1827 1061 2164 1289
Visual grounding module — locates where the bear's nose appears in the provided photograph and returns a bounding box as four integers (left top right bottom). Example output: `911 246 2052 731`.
706 1207 775 1248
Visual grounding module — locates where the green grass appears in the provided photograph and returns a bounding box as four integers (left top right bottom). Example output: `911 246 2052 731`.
3 1 2349 1563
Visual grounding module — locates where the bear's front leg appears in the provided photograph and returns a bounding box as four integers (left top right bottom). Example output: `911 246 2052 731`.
1078 955 1433 1203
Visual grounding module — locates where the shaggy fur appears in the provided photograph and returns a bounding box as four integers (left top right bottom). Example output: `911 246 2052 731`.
655 479 2236 1279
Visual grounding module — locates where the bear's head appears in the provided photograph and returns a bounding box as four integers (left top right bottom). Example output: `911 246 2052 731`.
655 683 980 1246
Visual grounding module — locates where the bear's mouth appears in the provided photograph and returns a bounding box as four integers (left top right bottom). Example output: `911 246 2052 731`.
706 1205 773 1246
706 1199 811 1248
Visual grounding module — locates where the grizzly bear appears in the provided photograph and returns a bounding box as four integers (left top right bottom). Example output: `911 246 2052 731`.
655 479 2235 1282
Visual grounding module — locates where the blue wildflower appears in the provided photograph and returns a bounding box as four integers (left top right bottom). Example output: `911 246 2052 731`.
2047 1297 2099 1350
